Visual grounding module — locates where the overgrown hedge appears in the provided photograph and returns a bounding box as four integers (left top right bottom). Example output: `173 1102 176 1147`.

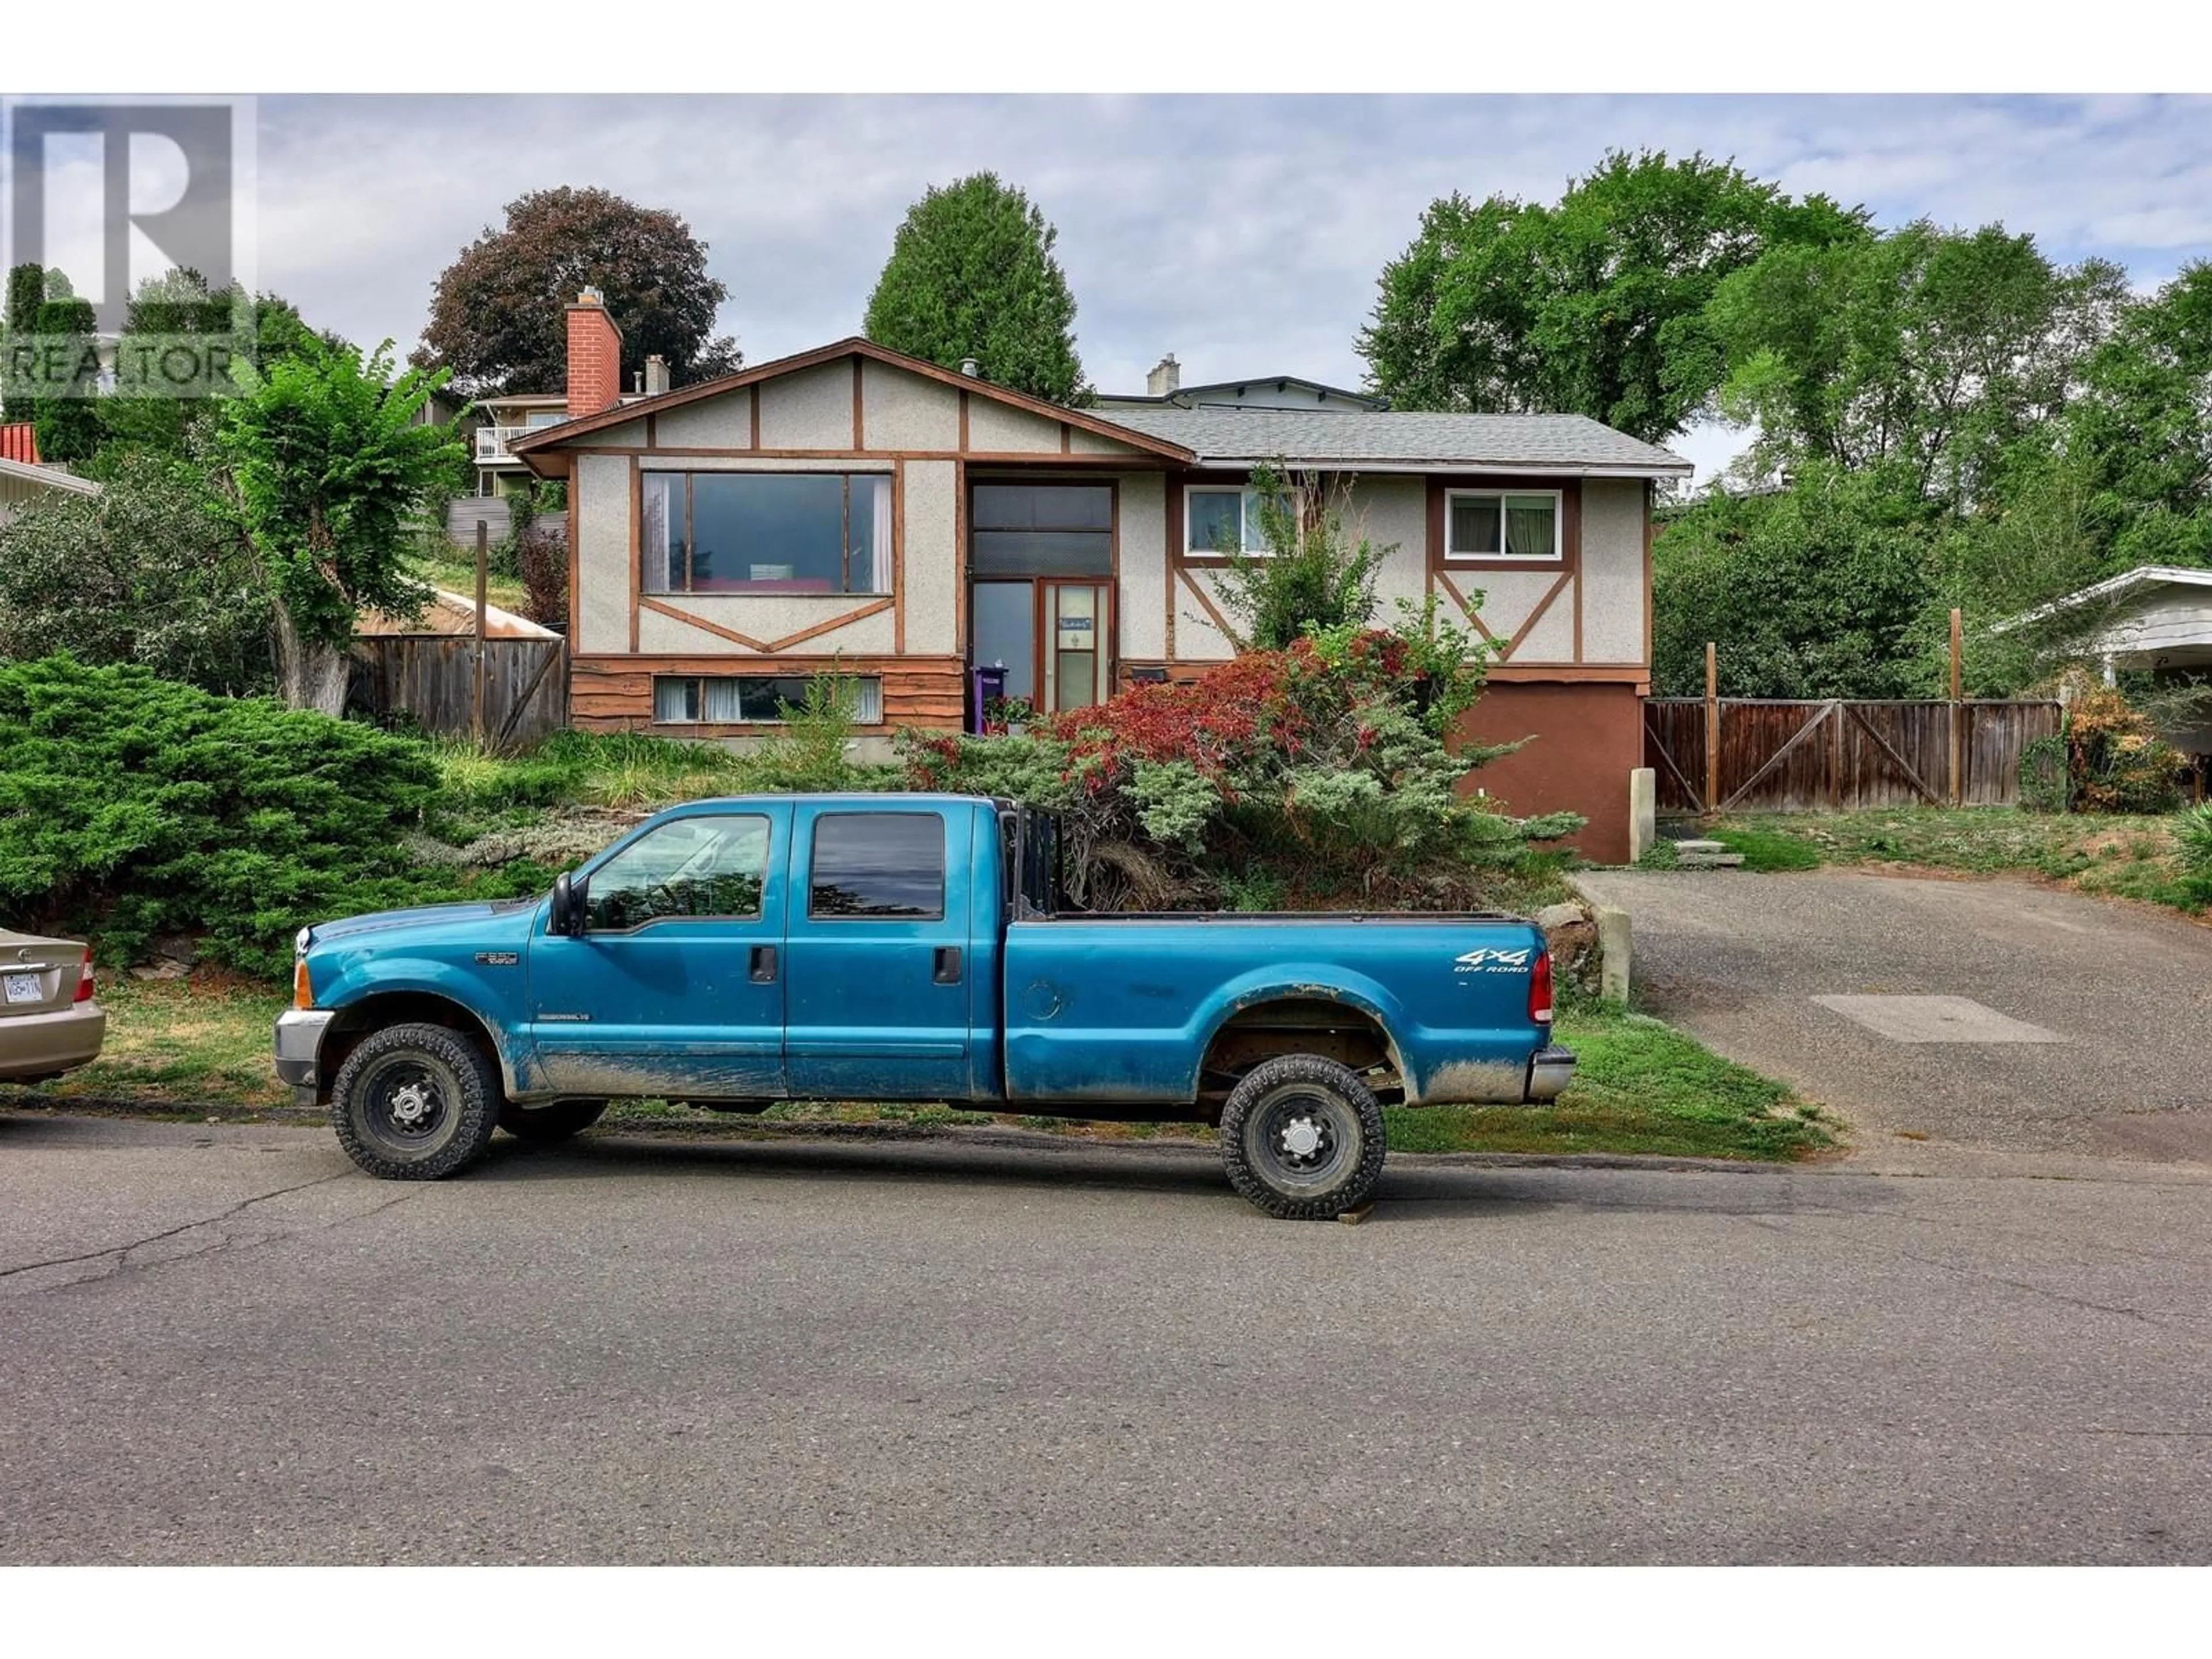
0 657 546 976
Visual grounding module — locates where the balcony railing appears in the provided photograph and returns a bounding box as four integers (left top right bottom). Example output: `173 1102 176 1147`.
474 425 538 463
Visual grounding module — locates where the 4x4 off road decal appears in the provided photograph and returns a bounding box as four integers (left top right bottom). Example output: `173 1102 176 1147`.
1454 947 1531 974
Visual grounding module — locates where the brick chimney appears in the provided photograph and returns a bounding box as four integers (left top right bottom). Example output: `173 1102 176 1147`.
643 354 671 397
565 286 624 418
1146 353 1180 397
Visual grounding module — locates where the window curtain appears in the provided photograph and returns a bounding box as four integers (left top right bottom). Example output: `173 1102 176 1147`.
643 475 675 589
868 475 893 593
1505 499 1554 559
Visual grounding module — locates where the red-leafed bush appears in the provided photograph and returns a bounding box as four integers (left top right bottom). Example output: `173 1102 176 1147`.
896 598 1582 911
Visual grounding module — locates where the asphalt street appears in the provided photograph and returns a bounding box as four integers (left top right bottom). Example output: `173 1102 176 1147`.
1574 868 2212 1158
5 1112 2209 1564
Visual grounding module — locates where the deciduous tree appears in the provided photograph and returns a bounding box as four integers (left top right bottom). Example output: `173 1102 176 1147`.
418 186 738 397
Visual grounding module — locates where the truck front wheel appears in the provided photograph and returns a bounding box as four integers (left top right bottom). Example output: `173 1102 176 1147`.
1219 1055 1387 1220
331 1022 502 1181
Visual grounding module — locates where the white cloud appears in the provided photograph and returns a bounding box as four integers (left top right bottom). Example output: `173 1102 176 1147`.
250 93 2212 400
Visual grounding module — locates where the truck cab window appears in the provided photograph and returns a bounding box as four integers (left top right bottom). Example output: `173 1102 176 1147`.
585 815 771 932
809 813 945 919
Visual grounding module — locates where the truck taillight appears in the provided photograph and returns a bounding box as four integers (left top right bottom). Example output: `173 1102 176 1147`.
74 948 94 1003
1528 948 1553 1025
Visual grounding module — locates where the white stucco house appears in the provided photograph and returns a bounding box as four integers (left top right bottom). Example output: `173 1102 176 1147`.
510 291 1691 862
2006 565 2212 759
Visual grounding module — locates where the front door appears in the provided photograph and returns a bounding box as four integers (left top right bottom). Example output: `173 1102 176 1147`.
782 801 977 1101
1040 580 1109 714
525 804 791 1100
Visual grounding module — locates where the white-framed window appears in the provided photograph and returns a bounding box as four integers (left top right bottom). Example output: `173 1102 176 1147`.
1184 485 1286 558
1445 489 1563 562
653 674 884 726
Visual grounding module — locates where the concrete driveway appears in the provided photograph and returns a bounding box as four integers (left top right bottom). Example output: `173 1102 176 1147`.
1574 869 2212 1161
3 1113 2210 1565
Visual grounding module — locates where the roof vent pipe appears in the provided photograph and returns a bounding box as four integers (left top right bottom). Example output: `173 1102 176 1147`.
960 357 979 377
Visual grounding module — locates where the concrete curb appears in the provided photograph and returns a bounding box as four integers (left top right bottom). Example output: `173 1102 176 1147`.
1565 873 1633 1005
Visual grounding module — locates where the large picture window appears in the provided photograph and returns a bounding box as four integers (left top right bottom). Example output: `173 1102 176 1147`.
1445 489 1562 562
645 472 893 594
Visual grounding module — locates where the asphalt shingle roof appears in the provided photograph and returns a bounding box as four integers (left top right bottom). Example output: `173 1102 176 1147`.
1101 406 1691 475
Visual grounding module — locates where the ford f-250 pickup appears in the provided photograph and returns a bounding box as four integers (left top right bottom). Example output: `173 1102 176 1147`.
275 793 1573 1218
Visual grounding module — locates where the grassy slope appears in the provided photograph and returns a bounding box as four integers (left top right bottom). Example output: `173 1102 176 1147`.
1698 807 2209 915
14 985 1830 1163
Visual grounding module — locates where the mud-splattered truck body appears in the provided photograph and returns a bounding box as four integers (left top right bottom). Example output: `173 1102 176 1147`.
277 793 1571 1217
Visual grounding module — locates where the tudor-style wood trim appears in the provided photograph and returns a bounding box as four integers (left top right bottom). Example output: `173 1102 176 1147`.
749 385 761 449
1176 566 1245 652
953 459 968 659
1432 569 1499 646
1484 663 1651 686
1108 476 1121 673
1503 567 1577 660
549 445 1171 468
1059 421 1071 454
627 458 641 653
892 459 906 654
636 593 899 656
566 465 582 643
1163 472 1181 660
509 335 1195 465
851 357 864 449
1643 478 1656 669
957 390 969 454
645 412 657 448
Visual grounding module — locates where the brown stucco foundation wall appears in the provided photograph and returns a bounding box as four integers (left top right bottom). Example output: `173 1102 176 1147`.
1451 680 1642 865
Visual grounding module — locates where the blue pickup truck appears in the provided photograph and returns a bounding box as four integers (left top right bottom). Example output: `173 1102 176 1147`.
275 793 1572 1218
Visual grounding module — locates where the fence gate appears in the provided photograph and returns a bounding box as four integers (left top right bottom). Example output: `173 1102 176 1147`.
350 635 570 749
1643 698 2062 815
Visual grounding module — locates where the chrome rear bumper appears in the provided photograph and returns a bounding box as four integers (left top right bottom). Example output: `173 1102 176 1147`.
1524 1042 1575 1102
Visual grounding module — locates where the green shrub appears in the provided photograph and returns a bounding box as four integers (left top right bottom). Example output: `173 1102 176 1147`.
2176 802 2212 877
2017 733 2071 813
0 656 518 977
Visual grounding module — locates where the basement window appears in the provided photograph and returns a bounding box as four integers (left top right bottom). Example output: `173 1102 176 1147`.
653 675 884 726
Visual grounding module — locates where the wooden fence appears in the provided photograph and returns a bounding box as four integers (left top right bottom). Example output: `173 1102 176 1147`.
1643 696 2063 814
350 635 569 750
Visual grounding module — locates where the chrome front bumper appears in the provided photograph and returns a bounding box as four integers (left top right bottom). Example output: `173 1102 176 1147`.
273 1009 336 1090
1524 1042 1575 1102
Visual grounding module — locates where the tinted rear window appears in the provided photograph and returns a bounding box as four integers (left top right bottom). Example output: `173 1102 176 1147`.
808 813 945 919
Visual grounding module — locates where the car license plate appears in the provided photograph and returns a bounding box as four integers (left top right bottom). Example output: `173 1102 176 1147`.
4 972 43 1005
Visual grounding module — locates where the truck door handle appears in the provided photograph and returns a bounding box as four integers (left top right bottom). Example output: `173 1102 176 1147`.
933 946 963 986
749 944 778 983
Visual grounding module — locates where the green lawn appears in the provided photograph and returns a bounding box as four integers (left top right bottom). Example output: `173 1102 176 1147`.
1687 806 2211 916
7 983 1831 1164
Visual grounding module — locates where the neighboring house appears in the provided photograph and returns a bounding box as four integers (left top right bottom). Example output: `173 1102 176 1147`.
0 451 100 525
512 290 1690 861
1094 355 1388 413
1 421 41 465
2004 565 2212 760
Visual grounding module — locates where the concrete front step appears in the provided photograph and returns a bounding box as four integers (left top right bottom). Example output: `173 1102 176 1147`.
1677 851 1746 868
1674 839 1729 854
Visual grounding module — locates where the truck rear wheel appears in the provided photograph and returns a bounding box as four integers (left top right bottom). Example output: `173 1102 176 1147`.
1219 1054 1387 1220
499 1099 607 1142
331 1022 501 1181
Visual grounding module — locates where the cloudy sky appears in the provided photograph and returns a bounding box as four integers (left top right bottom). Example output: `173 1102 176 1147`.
247 93 2212 482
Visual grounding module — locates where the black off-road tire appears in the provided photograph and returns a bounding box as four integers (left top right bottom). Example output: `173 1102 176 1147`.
499 1098 608 1142
1218 1054 1388 1220
330 1022 502 1181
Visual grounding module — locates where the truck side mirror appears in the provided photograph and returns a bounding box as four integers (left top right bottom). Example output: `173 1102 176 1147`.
550 872 587 936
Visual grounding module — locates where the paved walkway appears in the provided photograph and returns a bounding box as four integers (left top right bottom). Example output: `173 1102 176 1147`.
1573 869 2212 1162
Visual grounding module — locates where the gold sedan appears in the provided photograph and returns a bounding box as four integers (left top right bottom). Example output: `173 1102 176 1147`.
0 929 105 1084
